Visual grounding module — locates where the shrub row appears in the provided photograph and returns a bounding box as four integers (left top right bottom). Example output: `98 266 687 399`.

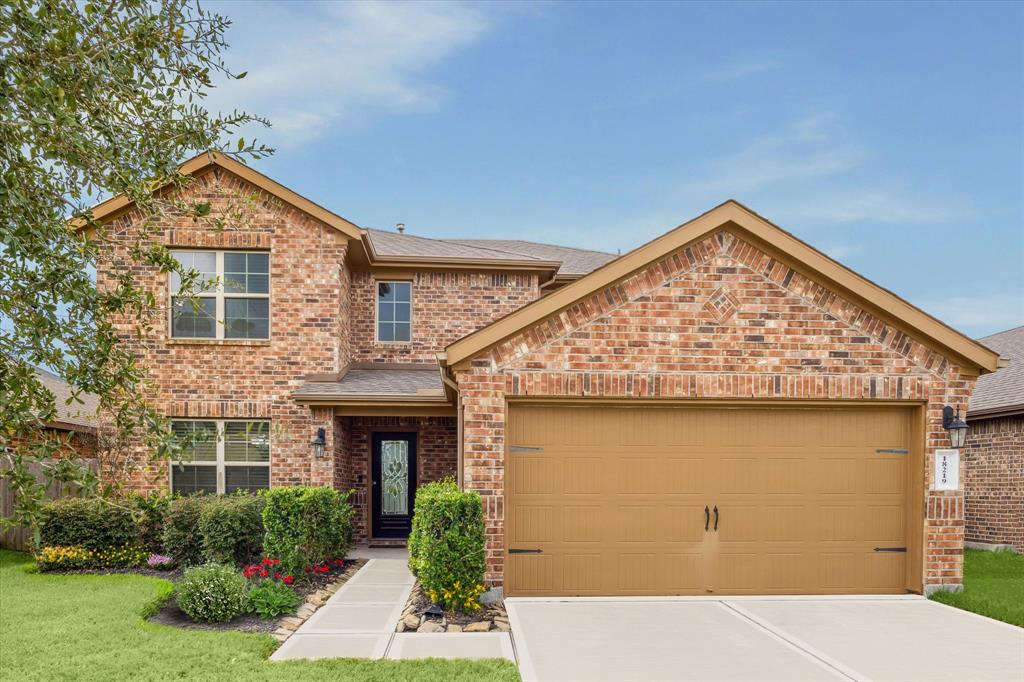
37 487 354 575
408 479 486 612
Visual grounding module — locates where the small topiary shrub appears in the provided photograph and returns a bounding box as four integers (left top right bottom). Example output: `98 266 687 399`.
408 479 486 612
162 496 209 567
175 563 249 623
39 498 136 552
262 487 354 577
199 494 264 565
247 579 300 619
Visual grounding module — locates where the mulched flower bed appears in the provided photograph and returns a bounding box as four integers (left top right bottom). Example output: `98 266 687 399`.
146 559 366 635
39 565 185 581
397 582 510 633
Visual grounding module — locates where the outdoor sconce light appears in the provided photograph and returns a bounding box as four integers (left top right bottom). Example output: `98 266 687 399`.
942 405 968 449
311 427 326 458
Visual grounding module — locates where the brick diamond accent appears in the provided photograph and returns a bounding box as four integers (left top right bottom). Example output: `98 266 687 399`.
703 286 740 323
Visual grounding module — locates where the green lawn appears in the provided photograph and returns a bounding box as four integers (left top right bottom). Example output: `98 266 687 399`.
929 548 1024 627
0 550 520 682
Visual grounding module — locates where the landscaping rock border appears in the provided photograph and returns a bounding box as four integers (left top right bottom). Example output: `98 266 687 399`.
396 582 510 634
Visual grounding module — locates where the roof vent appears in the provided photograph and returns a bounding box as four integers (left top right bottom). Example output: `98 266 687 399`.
396 223 405 234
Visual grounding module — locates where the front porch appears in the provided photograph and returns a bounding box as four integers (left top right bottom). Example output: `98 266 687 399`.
293 364 459 545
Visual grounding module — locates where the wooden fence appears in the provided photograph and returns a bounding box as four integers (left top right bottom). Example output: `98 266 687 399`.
0 458 97 552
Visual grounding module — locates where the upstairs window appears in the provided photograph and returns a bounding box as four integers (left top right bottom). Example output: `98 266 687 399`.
377 281 411 342
170 250 269 340
170 420 270 495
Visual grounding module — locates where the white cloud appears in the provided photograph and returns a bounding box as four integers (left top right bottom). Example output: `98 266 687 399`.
206 1 493 146
919 294 1024 335
703 56 781 83
770 191 976 225
692 112 866 193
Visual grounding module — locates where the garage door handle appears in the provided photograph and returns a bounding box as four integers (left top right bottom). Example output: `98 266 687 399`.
509 548 543 555
704 506 710 531
713 506 719 531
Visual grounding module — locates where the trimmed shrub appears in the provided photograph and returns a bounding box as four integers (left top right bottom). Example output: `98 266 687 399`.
129 493 172 554
199 494 264 565
408 479 486 612
39 498 136 552
262 487 353 577
162 496 208 567
247 579 300 619
175 563 249 623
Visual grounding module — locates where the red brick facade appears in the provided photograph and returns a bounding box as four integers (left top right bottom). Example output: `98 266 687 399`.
965 415 1024 552
455 230 976 592
99 168 482 534
98 169 351 493
98 168 987 593
349 270 539 364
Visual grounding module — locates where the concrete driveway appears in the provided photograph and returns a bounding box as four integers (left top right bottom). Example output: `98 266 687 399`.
506 596 1024 682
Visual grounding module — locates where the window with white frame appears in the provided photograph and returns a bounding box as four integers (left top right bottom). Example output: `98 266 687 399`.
377 281 411 342
170 250 270 339
170 420 270 495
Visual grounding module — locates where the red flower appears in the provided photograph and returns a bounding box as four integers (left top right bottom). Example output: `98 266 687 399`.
304 566 312 573
283 575 294 584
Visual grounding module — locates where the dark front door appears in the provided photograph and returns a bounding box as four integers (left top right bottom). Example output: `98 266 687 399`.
371 432 417 538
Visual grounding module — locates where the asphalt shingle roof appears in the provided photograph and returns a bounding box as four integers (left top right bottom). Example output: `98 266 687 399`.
446 239 618 276
293 366 444 400
365 229 616 276
34 368 99 430
969 325 1024 418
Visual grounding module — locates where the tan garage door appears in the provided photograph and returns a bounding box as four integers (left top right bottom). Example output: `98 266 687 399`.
505 403 914 596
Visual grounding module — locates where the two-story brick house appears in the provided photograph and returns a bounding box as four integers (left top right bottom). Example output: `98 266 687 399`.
90 152 1000 598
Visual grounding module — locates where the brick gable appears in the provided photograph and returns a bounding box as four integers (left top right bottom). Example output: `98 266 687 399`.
455 229 976 592
97 168 351 491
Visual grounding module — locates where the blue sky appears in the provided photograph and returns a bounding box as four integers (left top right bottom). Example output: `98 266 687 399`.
206 1 1023 338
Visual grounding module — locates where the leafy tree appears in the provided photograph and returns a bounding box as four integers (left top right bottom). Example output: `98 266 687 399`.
0 0 271 543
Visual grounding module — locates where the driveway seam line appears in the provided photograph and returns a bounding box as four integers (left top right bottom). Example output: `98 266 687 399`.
718 601 867 682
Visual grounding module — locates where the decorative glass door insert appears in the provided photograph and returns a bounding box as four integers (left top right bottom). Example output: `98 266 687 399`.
381 440 409 515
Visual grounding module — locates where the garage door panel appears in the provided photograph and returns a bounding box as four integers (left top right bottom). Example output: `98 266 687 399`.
506 404 911 597
563 457 602 495
562 506 603 542
662 457 706 493
818 458 860 494
719 458 760 494
865 458 905 494
865 553 905 589
616 458 660 494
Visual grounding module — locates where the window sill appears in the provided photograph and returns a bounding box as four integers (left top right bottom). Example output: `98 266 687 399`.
167 338 271 347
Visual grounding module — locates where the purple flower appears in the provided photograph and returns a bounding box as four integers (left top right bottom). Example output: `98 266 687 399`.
147 554 174 568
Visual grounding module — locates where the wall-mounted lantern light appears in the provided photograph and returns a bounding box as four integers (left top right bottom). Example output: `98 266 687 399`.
942 405 968 449
311 427 327 458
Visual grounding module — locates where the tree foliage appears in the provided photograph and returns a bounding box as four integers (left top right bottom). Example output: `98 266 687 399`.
0 0 271 541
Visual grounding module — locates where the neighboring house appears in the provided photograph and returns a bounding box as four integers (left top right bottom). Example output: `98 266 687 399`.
965 325 1023 553
24 368 99 459
89 152 999 598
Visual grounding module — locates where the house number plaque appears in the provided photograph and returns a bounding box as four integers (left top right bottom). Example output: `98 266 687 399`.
933 449 960 491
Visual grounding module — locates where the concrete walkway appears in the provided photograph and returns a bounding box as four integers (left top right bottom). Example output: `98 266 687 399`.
507 595 1024 682
271 557 515 662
